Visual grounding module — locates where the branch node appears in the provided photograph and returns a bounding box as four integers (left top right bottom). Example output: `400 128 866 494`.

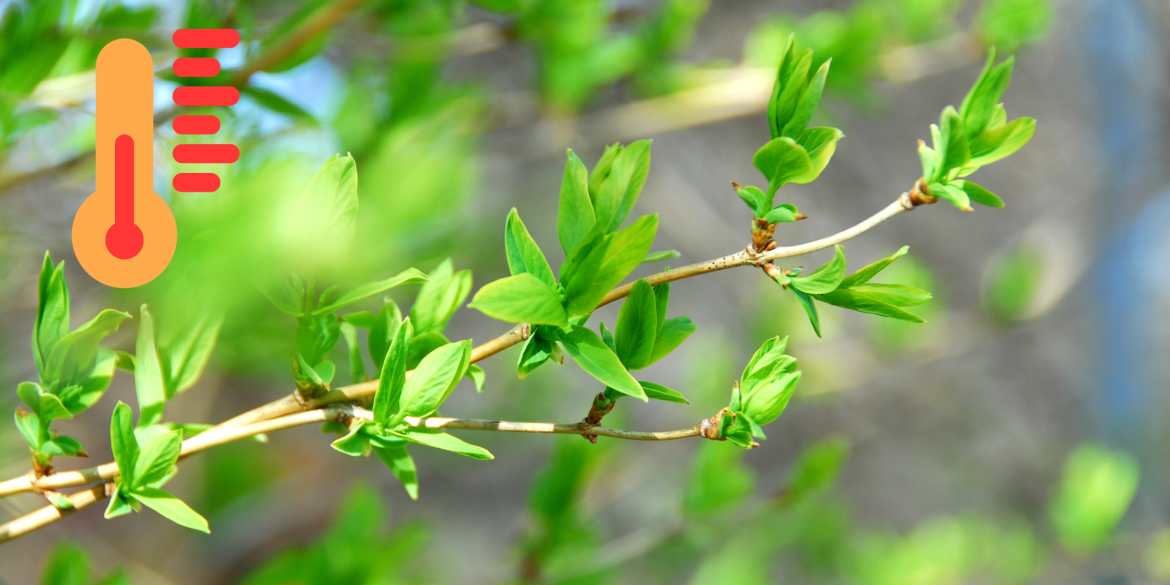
700 408 730 441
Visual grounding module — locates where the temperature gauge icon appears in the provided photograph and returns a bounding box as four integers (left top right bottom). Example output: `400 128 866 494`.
72 39 177 288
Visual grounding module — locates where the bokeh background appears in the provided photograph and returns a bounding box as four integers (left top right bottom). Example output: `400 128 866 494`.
1 0 1169 583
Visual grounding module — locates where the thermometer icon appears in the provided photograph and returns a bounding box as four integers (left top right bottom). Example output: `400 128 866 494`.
72 39 176 288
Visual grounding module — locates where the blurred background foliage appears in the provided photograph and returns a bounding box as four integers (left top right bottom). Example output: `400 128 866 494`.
2 0 1169 583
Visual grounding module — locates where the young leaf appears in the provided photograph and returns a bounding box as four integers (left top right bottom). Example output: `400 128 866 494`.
397 340 471 417
134 305 166 427
816 289 926 322
793 126 844 184
957 180 1005 208
372 443 419 500
132 430 182 489
782 59 830 138
374 319 413 424
593 215 659 295
614 280 657 370
505 209 557 288
593 140 651 233
788 245 847 294
131 487 210 533
642 250 681 263
33 253 69 378
368 299 402 373
396 427 494 460
764 203 802 225
45 309 131 389
736 185 768 217
791 288 822 337
340 322 365 384
311 268 428 316
104 491 134 519
640 381 688 404
646 316 696 366
330 420 370 456
518 335 554 379
740 336 795 396
742 371 801 426
411 260 472 334
17 382 70 423
159 310 222 398
839 246 910 288
559 226 611 315
558 149 596 255
553 326 647 401
753 137 813 197
109 402 139 487
469 273 569 327
466 364 486 392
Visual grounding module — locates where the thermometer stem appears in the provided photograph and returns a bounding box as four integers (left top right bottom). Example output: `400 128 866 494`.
114 134 134 227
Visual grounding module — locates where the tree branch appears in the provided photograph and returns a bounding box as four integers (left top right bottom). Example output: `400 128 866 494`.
0 406 709 542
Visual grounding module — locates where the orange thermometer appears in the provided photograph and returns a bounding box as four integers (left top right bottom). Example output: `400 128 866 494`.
72 39 176 288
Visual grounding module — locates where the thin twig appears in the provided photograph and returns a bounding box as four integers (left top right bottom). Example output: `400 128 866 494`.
0 407 706 542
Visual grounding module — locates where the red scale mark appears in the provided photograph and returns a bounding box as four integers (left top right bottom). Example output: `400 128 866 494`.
173 144 239 164
173 29 239 48
173 86 239 106
106 135 144 259
172 115 220 134
173 173 221 192
173 57 221 77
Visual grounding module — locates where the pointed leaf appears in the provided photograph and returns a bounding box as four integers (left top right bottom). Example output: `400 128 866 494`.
469 273 568 327
131 487 210 533
311 268 427 316
554 325 647 400
558 149 596 254
614 280 657 370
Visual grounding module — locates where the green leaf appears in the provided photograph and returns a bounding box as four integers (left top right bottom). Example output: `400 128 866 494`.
960 50 1013 138
931 182 973 211
505 209 556 288
132 430 181 489
593 215 659 297
405 331 450 370
312 268 427 316
940 107 971 173
764 203 802 225
259 278 304 317
558 149 596 255
373 443 419 500
395 428 493 460
615 280 657 370
517 335 553 379
553 326 646 400
291 354 327 396
847 283 932 307
592 140 651 233
368 299 403 374
469 273 568 327
104 491 134 519
588 143 622 201
642 250 680 263
131 487 210 533
41 435 87 458
398 340 471 418
59 349 117 415
785 438 850 505
342 311 376 329
559 226 611 315
742 371 801 426
816 289 926 322
160 311 222 398
303 153 358 248
240 86 316 122
793 126 844 184
134 306 166 427
330 420 370 457
18 382 70 423
736 185 768 217
967 117 1036 168
653 283 670 332
374 319 412 424
919 140 942 183
791 288 822 337
411 259 472 334
781 59 830 138
109 402 139 487
840 246 910 288
957 180 1005 208
340 322 365 384
33 252 69 379
753 137 813 197
1050 444 1139 555
640 381 688 404
295 314 340 367
466 365 486 393
740 336 796 396
646 316 696 366
14 409 42 451
46 309 131 390
789 245 847 294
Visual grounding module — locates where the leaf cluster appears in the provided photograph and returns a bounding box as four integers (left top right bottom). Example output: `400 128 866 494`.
917 49 1035 210
719 336 803 448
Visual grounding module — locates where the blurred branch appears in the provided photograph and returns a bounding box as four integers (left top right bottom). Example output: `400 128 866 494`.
230 0 373 86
